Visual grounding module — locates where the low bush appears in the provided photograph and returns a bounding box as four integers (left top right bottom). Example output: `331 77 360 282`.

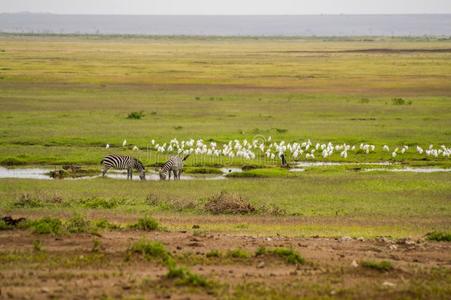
28 217 64 235
205 191 255 214
425 231 451 242
361 260 394 272
65 214 91 233
226 248 250 259
255 247 305 264
129 240 170 261
0 220 13 231
79 197 121 209
0 157 26 166
166 264 209 287
130 216 160 231
127 111 145 119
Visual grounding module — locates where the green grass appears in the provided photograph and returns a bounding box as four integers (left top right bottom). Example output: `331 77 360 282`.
361 260 394 272
226 248 250 259
129 216 160 231
425 231 451 242
0 36 450 166
255 247 305 264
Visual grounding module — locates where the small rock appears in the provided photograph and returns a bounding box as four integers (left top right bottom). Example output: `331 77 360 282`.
357 237 365 242
41 287 50 293
340 236 353 242
389 244 398 251
351 260 359 268
289 270 297 276
266 237 273 242
176 246 182 250
257 261 265 269
382 281 396 287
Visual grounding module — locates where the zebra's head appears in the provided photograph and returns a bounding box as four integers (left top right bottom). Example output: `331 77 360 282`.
158 170 167 180
139 170 146 180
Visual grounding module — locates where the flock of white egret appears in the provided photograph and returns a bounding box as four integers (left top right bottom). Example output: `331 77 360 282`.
105 136 450 164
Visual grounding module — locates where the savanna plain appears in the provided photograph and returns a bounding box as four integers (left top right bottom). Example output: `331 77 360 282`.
0 35 450 299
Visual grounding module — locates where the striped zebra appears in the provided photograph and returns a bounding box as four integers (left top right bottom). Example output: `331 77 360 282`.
159 154 190 180
101 154 146 180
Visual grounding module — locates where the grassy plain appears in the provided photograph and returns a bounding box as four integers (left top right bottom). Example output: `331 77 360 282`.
0 35 450 299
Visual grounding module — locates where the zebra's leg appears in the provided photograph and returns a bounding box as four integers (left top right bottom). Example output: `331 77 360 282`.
177 170 182 180
168 171 172 181
130 168 133 180
173 169 177 180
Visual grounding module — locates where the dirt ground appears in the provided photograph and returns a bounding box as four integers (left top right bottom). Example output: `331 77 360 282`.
1 229 450 300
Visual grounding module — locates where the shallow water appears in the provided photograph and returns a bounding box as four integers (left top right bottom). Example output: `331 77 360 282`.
0 164 449 180
363 167 451 173
294 161 393 167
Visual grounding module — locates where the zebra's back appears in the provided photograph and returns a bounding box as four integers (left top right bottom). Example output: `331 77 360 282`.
102 154 135 169
161 156 183 172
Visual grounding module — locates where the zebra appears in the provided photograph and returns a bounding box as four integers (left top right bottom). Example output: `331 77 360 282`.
101 154 146 180
159 154 190 180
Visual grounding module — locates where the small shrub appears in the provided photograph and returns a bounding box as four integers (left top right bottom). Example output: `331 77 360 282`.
0 157 26 166
0 220 13 231
166 264 209 287
29 217 64 235
361 260 393 272
206 249 221 258
129 240 170 261
127 111 145 119
425 231 451 242
204 191 255 215
91 239 102 252
32 240 43 252
14 193 44 208
392 97 411 105
255 247 305 264
65 214 91 233
275 128 288 133
359 98 370 104
93 219 121 230
174 126 183 130
226 248 250 259
80 197 120 209
130 216 159 231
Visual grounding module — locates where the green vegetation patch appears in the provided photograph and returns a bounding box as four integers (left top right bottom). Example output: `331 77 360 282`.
255 247 305 264
127 111 145 120
184 167 223 174
361 260 394 272
425 231 451 242
129 216 160 231
226 248 250 259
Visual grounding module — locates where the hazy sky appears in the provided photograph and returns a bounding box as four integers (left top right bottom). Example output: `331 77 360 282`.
1 0 451 15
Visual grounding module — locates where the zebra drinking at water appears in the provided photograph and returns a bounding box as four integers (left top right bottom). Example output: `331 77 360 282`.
101 154 146 180
159 154 190 180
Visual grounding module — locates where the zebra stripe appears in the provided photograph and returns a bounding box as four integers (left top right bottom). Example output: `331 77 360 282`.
159 154 189 180
101 154 146 180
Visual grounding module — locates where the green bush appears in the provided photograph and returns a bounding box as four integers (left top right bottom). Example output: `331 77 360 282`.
93 219 121 230
127 111 145 119
130 216 160 231
65 214 91 233
129 240 169 261
255 247 305 264
361 260 393 272
0 220 13 231
79 197 120 209
226 248 250 259
425 231 451 242
29 217 64 235
206 249 221 258
166 264 209 287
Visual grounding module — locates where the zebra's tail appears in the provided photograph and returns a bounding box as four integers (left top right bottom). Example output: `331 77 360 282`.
183 154 190 161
